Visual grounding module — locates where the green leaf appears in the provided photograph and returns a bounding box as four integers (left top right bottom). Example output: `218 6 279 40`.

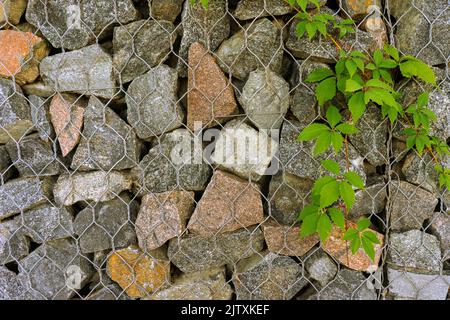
406 135 416 150
306 22 317 40
364 88 401 109
296 21 307 38
306 68 334 83
331 131 344 154
343 228 358 241
328 207 345 229
314 131 332 156
339 181 355 210
326 105 342 128
362 230 380 244
320 159 340 175
399 59 436 85
345 79 363 92
348 91 366 123
343 171 365 189
384 44 399 61
300 213 319 237
365 79 395 92
373 49 383 66
361 236 376 261
357 218 371 231
345 60 357 77
312 176 335 196
316 77 337 106
350 236 361 254
336 123 359 134
297 0 308 11
417 92 429 107
379 59 398 69
320 180 340 208
299 203 319 222
317 214 333 242
297 123 329 141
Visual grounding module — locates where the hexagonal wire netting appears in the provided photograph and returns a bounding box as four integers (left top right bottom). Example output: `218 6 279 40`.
0 0 448 300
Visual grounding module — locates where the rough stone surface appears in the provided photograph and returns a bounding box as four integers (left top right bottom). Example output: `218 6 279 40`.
86 284 128 300
131 129 211 194
0 78 33 144
136 191 195 251
113 20 176 83
0 218 29 264
216 18 283 81
389 181 438 232
341 0 382 19
233 251 308 300
233 0 294 20
71 96 142 171
349 179 387 219
126 65 184 140
188 170 264 236
25 0 139 50
429 212 449 260
54 171 132 206
211 120 278 182
168 226 265 273
304 249 338 287
29 95 54 142
22 81 55 98
0 266 27 300
74 194 139 253
239 69 289 130
40 44 118 99
149 0 184 22
187 42 238 130
0 0 27 25
0 145 12 181
106 245 171 298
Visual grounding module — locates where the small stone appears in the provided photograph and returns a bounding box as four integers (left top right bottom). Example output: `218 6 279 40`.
341 0 382 19
113 20 176 83
324 221 384 273
233 0 294 20
387 268 450 300
131 129 211 194
402 152 445 194
40 44 118 99
29 95 54 142
0 30 49 84
211 120 278 182
106 245 171 298
304 249 338 287
22 81 55 98
363 6 387 50
0 218 29 264
71 96 142 171
86 284 128 300
0 145 12 181
149 0 184 22
0 0 27 25
349 179 387 219
49 94 86 157
232 251 308 300
0 266 26 300
0 78 33 144
429 212 449 260
262 219 319 256
74 194 139 253
177 0 230 77
126 65 184 140
187 42 238 130
18 238 95 300
389 181 438 232
136 191 194 251
25 0 139 50
0 177 53 220
216 18 283 81
54 171 132 206
239 69 289 130
168 226 265 273
387 230 442 274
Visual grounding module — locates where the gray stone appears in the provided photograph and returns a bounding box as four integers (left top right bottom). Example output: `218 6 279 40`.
149 0 184 22
349 179 387 219
0 219 29 265
429 212 449 260
87 284 128 300
234 0 294 20
54 171 132 206
268 171 313 225
0 177 54 220
0 145 12 182
74 194 138 253
18 238 95 300
131 129 211 194
40 44 117 99
126 65 184 140
387 230 442 274
113 20 176 83
0 266 26 300
239 69 289 130
168 226 265 273
71 96 142 171
6 134 61 177
402 152 444 193
25 0 139 50
177 0 230 77
389 181 438 232
0 78 33 144
28 95 54 142
387 268 450 300
216 18 283 81
304 250 337 287
389 0 449 66
233 251 308 300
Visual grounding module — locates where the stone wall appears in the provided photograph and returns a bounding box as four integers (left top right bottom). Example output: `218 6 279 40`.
0 0 449 300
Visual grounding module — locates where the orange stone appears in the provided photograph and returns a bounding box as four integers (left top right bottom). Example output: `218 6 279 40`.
0 0 27 25
0 30 49 84
323 221 384 272
106 246 171 298
187 42 238 130
49 94 86 157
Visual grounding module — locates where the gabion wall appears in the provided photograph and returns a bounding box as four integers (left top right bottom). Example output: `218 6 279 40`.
0 0 449 300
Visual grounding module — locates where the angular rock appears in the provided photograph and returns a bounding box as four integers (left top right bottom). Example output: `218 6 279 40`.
0 266 26 300
216 18 283 81
0 78 33 144
54 171 132 206
304 249 337 287
25 0 139 50
211 120 278 181
429 212 449 260
0 218 29 264
0 30 49 84
0 177 53 220
341 0 381 19
18 238 95 300
22 81 55 98
126 65 184 140
239 69 289 130
106 245 171 298
86 284 128 300
177 0 230 77
349 178 387 219
131 129 211 194
74 194 139 253
136 191 195 251
387 230 442 274
0 0 27 25
168 226 265 272
233 251 308 300
389 181 438 232
188 170 264 236
113 20 176 83
234 0 294 20
29 95 54 142
71 96 142 171
40 44 118 99
149 0 184 22
0 145 12 181
187 42 238 130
